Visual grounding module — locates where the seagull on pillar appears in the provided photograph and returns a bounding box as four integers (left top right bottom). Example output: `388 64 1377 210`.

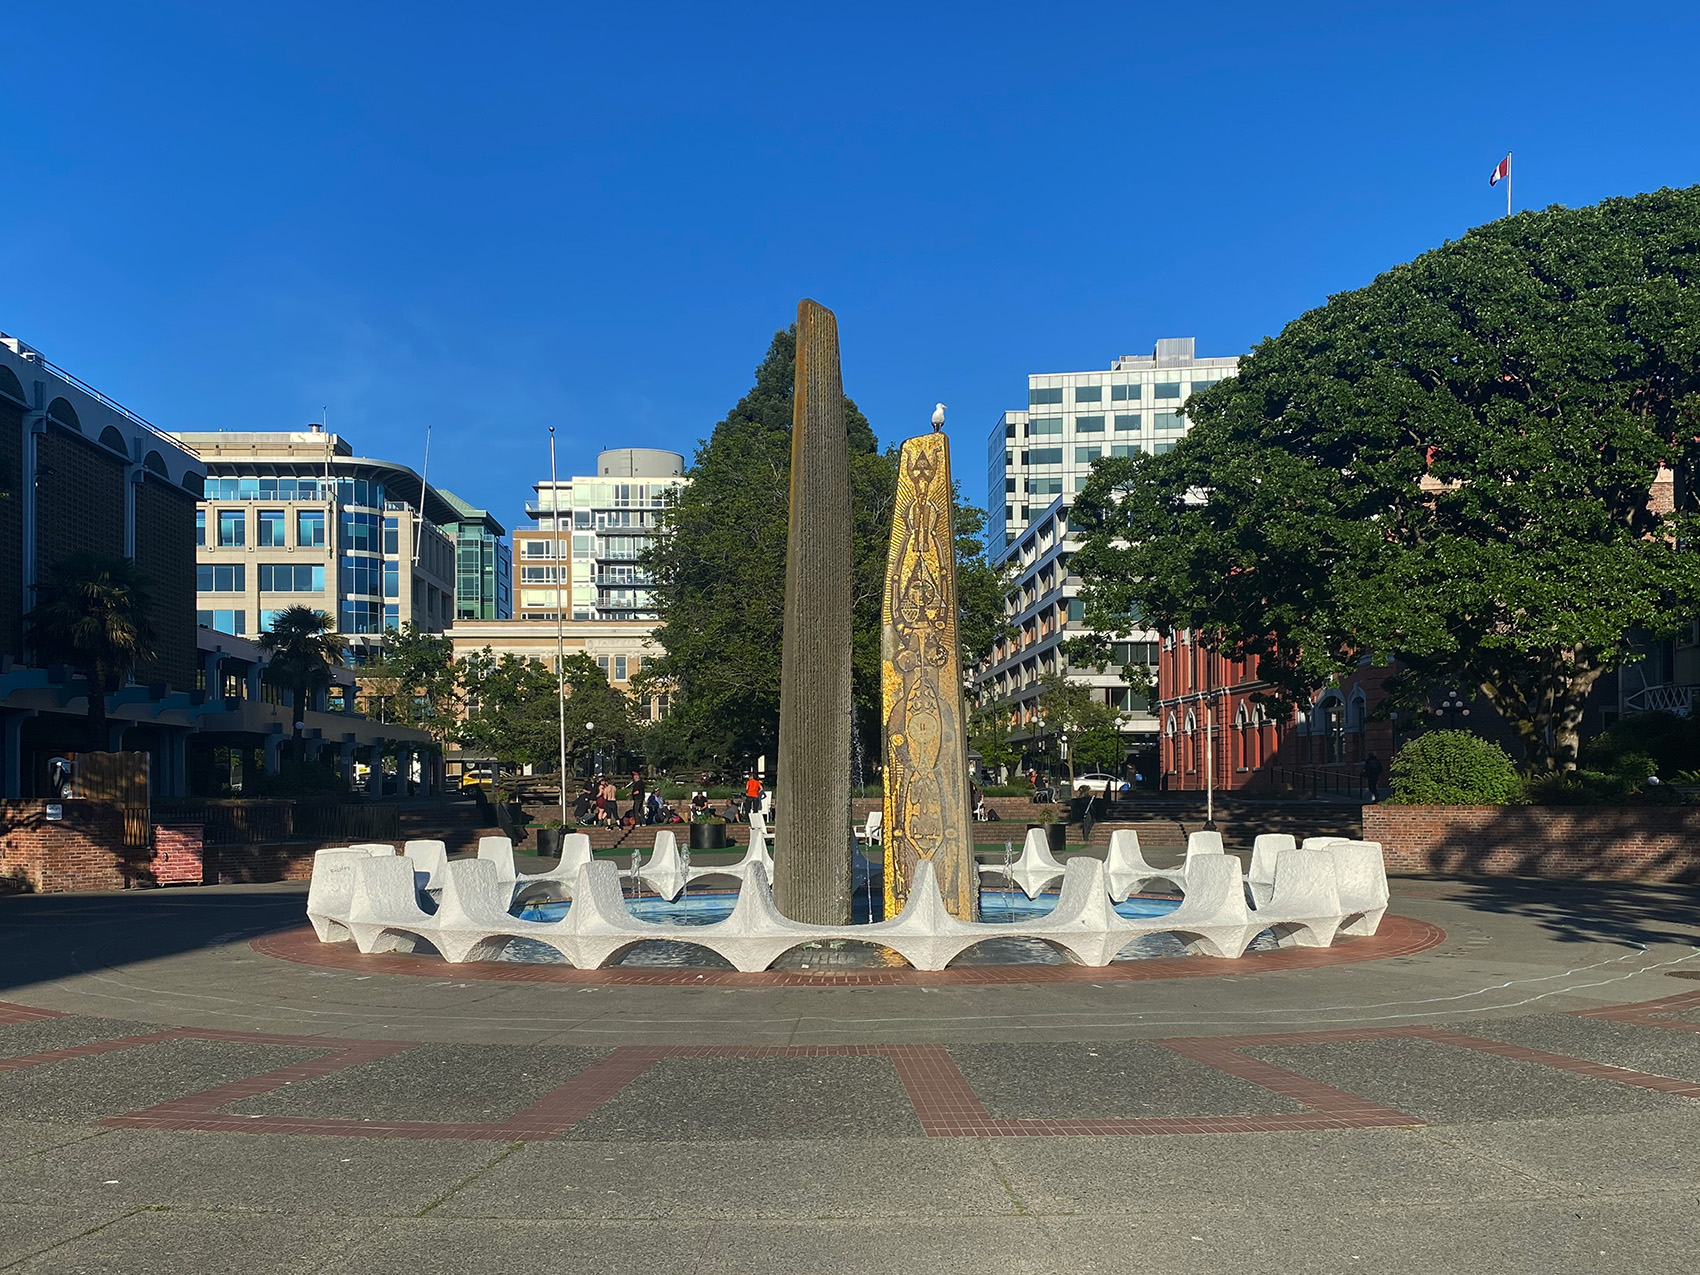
932 403 947 431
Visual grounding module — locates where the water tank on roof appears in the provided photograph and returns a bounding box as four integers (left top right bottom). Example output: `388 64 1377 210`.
598 448 685 478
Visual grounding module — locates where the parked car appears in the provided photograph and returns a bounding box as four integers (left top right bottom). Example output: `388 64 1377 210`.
1071 773 1129 795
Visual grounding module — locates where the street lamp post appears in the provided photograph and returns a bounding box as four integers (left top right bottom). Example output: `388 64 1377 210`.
1438 688 1471 731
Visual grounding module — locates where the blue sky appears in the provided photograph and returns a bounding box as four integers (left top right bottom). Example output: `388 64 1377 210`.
4 1 1697 528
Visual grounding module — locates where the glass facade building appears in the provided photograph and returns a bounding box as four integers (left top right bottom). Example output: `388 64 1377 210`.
437 489 512 621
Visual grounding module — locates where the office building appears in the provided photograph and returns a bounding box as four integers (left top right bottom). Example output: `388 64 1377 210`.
987 338 1240 554
168 429 462 655
972 338 1240 778
515 447 686 621
437 490 512 621
0 333 205 793
971 496 1162 780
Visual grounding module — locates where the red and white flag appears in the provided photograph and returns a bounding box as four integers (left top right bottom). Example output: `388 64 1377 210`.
1489 154 1511 186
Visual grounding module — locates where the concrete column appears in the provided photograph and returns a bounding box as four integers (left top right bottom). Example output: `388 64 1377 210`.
339 741 356 790
203 652 225 702
263 735 283 775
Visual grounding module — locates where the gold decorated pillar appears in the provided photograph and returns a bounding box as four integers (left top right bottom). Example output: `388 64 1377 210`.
882 430 977 921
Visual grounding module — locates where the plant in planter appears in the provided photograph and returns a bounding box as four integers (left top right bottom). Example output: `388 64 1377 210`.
1025 807 1068 856
535 819 566 857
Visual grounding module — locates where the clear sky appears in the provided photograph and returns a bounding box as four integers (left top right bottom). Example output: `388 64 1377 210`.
4 2 1697 528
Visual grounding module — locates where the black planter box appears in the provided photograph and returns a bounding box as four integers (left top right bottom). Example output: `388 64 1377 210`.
535 827 564 858
689 822 729 851
1028 823 1068 856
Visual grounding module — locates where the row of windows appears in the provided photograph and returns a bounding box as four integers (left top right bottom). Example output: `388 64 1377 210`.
257 563 326 592
205 476 385 506
1024 412 1186 439
341 556 383 597
342 511 381 554
1028 380 1219 408
197 508 327 548
201 562 335 593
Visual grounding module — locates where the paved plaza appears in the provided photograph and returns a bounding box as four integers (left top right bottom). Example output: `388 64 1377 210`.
1 865 1698 1274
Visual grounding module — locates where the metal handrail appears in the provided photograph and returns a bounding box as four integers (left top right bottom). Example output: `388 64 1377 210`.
19 350 177 445
1266 764 1368 800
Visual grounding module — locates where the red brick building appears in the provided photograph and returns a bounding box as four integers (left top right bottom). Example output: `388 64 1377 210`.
1156 631 1396 794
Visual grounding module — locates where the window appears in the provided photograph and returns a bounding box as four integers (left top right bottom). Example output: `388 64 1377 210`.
297 509 326 547
1074 415 1105 433
1153 441 1177 454
1028 386 1063 405
258 563 324 591
1190 377 1218 395
195 510 205 546
1114 414 1141 432
258 510 286 547
520 539 554 559
383 560 398 599
1067 598 1084 622
520 565 557 583
341 511 380 553
597 655 610 674
1027 447 1063 466
1111 383 1141 402
1074 386 1101 403
1076 446 1101 463
1005 505 1014 523
260 609 286 633
383 518 399 556
1153 411 1184 431
1110 444 1141 459
1026 417 1063 437
1027 477 1063 496
1155 382 1182 399
197 609 245 635
197 564 246 592
217 509 245 547
341 557 383 596
340 600 382 635
1004 422 1016 439
1004 477 1016 494
614 656 628 681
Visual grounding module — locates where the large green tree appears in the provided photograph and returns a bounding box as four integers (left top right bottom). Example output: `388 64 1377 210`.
644 326 1007 767
1070 186 1700 772
362 623 461 743
457 650 560 769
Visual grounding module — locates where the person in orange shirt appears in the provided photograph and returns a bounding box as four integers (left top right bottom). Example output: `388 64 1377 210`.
743 774 763 823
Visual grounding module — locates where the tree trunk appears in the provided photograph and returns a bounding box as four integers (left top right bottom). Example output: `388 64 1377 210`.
293 686 308 763
1479 648 1608 772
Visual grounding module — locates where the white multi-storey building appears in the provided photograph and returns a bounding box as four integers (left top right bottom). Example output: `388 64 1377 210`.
987 337 1239 553
513 448 687 622
975 338 1240 781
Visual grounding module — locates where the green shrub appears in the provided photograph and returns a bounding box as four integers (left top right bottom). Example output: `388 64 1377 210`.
1387 731 1522 806
1581 711 1700 777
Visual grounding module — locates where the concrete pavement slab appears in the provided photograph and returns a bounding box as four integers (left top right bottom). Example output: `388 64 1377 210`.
946 1041 1308 1119
0 1203 133 1268
1247 1036 1691 1124
985 1127 1552 1215
10 1209 380 1275
0 1129 515 1216
1033 1194 1698 1275
0 1038 323 1123
1424 1108 1700 1194
563 1054 924 1142
437 1137 1014 1220
351 1217 725 1275
223 1044 609 1123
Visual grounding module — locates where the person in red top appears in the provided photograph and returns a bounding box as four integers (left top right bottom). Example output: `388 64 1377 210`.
743 774 763 823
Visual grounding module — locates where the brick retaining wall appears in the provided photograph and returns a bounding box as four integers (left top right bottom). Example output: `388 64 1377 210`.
0 800 132 893
1363 804 1700 883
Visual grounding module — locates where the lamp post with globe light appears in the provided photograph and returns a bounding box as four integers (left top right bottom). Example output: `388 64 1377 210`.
1438 689 1471 730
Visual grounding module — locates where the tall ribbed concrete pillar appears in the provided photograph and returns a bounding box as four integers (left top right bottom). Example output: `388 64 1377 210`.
882 430 977 921
773 299 855 924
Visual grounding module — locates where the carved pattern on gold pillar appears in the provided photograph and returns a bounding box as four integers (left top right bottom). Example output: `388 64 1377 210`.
882 431 977 921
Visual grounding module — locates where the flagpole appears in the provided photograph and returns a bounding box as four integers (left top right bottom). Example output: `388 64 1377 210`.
550 427 569 828
1507 151 1513 218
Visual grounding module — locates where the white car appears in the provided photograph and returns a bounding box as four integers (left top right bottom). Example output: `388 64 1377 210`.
1071 773 1127 795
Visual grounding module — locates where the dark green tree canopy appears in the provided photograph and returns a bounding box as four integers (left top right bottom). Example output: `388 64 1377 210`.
1071 186 1700 771
644 326 1007 768
25 553 157 749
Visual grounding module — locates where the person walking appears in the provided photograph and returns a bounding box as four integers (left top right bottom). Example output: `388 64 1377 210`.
743 773 763 823
1361 753 1383 801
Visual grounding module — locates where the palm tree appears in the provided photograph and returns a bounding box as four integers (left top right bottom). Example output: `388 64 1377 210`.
25 554 158 751
258 606 349 760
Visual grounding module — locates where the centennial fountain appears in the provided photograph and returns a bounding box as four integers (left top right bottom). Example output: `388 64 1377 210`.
303 299 1391 974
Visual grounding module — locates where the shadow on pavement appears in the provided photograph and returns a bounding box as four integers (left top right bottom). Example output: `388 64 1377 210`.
1427 874 1700 949
0 885 308 997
